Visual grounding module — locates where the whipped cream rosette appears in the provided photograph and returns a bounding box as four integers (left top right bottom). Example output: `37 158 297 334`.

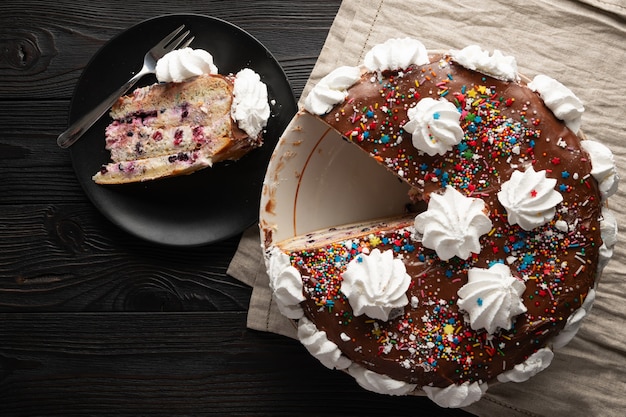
414 186 492 260
497 347 554 383
304 66 361 115
528 74 584 133
231 68 271 138
497 166 563 231
404 98 464 156
450 44 519 82
363 37 429 72
155 47 218 83
341 248 411 321
457 263 527 334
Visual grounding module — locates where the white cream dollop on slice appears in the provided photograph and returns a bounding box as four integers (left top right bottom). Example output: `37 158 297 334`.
449 45 518 82
580 139 620 200
497 166 563 231
414 186 492 261
304 66 361 115
457 263 527 334
341 248 411 321
155 47 218 83
265 247 305 319
497 347 554 383
363 37 430 72
528 74 584 133
347 364 417 396
423 381 488 408
231 68 271 138
404 97 463 156
297 316 352 370
551 289 596 350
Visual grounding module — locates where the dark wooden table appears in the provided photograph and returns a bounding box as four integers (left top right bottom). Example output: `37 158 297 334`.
0 1 475 415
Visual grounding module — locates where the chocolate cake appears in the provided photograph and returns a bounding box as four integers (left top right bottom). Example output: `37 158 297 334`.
264 39 618 408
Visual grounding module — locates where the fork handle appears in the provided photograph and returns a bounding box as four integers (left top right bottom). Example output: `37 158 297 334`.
57 70 148 148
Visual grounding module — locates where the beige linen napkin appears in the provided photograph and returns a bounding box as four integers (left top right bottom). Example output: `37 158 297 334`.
228 0 626 415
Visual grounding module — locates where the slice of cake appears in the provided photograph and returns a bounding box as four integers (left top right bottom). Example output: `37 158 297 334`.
93 48 270 184
264 39 619 408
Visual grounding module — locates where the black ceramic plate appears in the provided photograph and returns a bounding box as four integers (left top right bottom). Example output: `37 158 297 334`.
69 14 297 246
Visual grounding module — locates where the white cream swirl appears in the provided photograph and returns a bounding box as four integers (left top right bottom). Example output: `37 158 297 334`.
580 139 620 200
598 207 618 271
297 316 352 370
423 381 488 408
528 74 584 133
551 289 596 350
363 37 430 72
450 45 518 82
404 98 463 156
155 47 218 83
231 68 270 138
457 263 527 334
414 186 492 261
347 364 417 396
341 248 411 321
266 247 305 319
497 347 554 383
497 166 563 231
304 66 361 115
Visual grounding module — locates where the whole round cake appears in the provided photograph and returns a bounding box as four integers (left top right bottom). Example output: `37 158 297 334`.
263 38 618 408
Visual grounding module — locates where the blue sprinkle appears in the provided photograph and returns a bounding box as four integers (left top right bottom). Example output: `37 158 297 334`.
488 259 505 267
477 298 483 307
366 110 375 118
513 241 526 250
433 112 441 120
562 171 570 178
559 184 568 192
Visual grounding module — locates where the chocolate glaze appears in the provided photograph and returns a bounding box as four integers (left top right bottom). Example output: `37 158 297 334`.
288 55 602 388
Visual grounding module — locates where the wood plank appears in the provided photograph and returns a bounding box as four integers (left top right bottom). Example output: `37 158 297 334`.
0 204 250 312
0 312 473 416
0 0 339 99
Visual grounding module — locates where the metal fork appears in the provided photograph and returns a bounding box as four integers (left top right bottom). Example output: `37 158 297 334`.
57 25 194 148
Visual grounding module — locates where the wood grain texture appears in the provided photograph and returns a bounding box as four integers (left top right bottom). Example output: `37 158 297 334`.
0 0 339 99
0 1 475 415
0 312 471 416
